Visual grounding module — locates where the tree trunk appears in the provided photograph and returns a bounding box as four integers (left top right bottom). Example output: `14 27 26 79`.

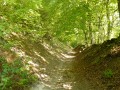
118 0 120 17
82 29 88 46
88 22 93 44
106 0 111 40
87 11 93 45
97 16 101 43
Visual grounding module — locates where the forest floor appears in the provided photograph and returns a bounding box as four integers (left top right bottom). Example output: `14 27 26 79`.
26 36 120 90
74 37 120 90
29 48 94 90
1 33 120 90
29 36 120 90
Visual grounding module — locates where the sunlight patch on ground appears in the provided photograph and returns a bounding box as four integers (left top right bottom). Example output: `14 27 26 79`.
35 73 51 81
48 50 55 55
30 83 45 90
63 82 72 90
11 47 25 57
30 81 51 90
61 53 76 59
30 74 52 90
28 61 39 67
67 51 76 54
34 51 49 64
42 43 52 50
27 60 40 75
34 51 41 57
40 74 51 82
57 55 62 59
111 46 120 55
39 55 49 64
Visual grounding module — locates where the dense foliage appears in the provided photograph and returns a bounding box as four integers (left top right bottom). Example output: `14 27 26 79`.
0 0 119 47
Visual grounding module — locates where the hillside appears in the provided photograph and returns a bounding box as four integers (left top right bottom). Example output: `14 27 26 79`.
74 36 120 90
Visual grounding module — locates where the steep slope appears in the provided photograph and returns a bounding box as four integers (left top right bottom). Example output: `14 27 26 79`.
74 37 120 90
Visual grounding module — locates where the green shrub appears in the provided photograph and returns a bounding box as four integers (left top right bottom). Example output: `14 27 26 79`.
70 41 78 48
103 69 114 78
0 57 37 90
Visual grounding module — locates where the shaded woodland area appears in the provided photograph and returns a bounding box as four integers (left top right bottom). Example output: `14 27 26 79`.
0 0 120 90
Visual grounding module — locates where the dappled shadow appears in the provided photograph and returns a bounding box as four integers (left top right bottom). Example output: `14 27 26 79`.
1 22 120 90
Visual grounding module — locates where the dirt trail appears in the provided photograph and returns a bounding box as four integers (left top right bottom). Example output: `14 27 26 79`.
29 50 96 90
7 36 104 90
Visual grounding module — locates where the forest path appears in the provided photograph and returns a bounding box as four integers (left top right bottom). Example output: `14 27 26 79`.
29 50 94 90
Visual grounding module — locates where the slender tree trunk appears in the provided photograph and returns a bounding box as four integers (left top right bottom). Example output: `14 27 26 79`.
97 16 101 44
82 29 88 46
87 11 93 45
88 22 93 44
118 0 120 17
106 0 111 40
